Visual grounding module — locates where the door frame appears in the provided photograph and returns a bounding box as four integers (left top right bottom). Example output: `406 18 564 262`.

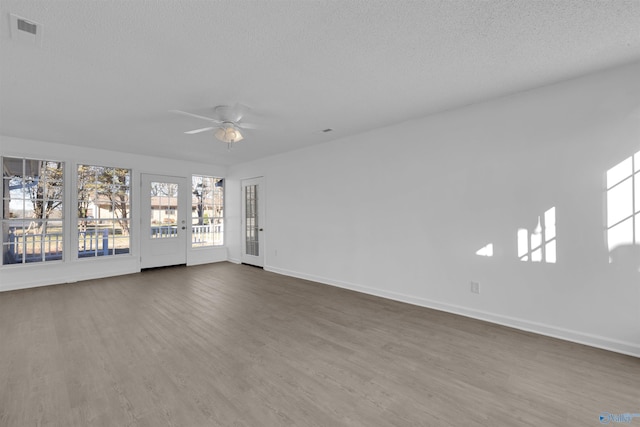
140 173 189 269
241 177 265 267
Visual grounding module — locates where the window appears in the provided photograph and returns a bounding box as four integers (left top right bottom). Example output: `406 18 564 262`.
77 165 131 257
192 175 224 247
517 206 556 263
2 157 64 264
606 151 639 253
150 181 178 238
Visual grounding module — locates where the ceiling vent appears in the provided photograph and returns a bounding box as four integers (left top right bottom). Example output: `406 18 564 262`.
314 128 334 135
9 13 43 47
17 19 37 35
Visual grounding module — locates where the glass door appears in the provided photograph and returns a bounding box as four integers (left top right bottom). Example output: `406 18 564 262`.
141 174 187 269
241 177 264 267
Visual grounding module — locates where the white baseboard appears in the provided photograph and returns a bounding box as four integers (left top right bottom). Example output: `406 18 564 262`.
187 249 228 266
1 266 139 292
265 265 640 358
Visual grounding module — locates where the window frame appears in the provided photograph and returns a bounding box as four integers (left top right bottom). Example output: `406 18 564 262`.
76 164 132 259
191 175 224 248
2 156 65 265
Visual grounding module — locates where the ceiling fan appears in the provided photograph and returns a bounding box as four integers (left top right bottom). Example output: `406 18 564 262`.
170 104 257 148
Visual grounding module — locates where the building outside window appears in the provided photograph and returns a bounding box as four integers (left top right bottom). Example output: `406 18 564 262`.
77 165 131 257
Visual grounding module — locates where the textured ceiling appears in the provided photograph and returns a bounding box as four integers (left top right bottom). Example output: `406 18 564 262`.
1 0 639 166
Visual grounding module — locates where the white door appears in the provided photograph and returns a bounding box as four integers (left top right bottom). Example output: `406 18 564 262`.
241 177 265 267
141 174 188 269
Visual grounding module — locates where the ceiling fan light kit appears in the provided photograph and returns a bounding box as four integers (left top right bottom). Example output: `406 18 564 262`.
215 124 243 144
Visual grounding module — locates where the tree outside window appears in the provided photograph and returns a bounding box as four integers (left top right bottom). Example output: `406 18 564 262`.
2 157 64 264
77 165 131 257
192 175 224 247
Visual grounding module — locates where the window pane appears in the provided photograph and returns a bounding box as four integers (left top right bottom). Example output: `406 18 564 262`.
44 220 63 260
116 219 130 237
48 202 64 219
21 221 45 263
192 222 212 247
607 217 633 252
113 236 130 255
607 178 633 227
29 200 64 220
6 198 26 218
2 244 19 264
3 220 26 264
95 229 108 255
3 157 23 176
107 232 116 256
607 156 632 189
213 218 223 245
78 223 117 257
78 222 97 256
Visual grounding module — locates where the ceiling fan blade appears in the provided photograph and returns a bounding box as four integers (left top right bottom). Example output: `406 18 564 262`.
185 127 216 134
170 109 222 123
236 122 258 130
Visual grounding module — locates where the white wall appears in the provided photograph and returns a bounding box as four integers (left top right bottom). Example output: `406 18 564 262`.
228 62 640 357
0 136 228 291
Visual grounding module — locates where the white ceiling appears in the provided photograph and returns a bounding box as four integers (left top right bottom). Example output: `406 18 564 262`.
1 0 639 166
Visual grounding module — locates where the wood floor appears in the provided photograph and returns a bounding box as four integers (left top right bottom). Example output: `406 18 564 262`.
1 262 638 427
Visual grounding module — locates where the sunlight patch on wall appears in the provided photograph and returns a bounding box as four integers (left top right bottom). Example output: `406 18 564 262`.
475 243 493 257
517 207 556 263
606 150 639 256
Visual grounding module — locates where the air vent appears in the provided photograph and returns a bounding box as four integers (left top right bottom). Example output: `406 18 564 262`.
9 13 43 47
313 128 335 136
17 19 37 35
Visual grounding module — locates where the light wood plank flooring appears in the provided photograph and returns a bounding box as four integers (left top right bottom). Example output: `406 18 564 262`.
1 262 638 426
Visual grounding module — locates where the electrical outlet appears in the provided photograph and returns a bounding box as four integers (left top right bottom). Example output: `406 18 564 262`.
470 281 480 294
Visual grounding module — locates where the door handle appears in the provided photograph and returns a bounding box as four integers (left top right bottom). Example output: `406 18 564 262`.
259 228 264 231
181 226 186 230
